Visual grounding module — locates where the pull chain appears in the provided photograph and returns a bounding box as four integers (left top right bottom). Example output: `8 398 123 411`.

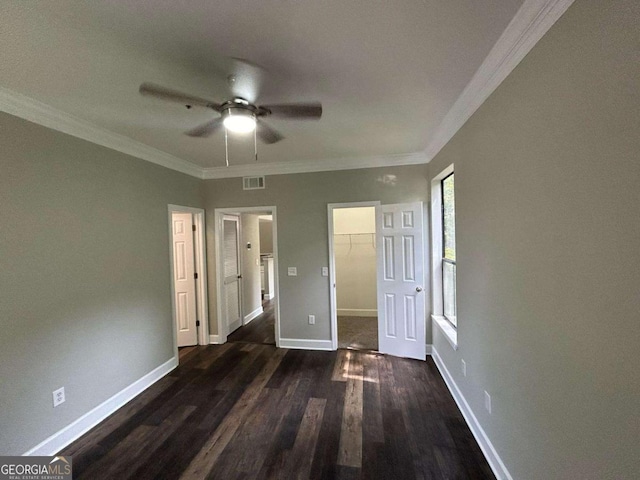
224 128 229 167
254 126 258 162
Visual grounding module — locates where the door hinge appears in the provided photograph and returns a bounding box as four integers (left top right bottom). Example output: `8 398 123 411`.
196 320 200 327
192 224 196 232
194 272 198 279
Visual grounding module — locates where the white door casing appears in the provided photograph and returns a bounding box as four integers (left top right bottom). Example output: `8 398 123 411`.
172 212 198 347
223 215 243 334
376 202 426 360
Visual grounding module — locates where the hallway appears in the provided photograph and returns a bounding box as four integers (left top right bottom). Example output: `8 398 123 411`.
227 299 276 346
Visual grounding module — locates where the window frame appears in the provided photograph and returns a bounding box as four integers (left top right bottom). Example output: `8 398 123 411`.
441 172 457 327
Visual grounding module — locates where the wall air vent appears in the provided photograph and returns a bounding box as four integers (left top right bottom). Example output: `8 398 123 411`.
242 176 266 190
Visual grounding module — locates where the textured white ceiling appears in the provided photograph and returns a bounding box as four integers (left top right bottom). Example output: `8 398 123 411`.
0 0 524 169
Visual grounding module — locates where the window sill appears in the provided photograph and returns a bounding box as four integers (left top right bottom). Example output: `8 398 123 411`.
432 315 458 350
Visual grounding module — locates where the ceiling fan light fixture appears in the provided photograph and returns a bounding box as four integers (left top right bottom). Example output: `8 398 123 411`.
222 107 256 134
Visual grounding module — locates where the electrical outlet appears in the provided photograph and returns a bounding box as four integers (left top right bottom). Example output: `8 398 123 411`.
308 314 315 325
287 267 297 276
321 267 329 277
461 359 467 377
484 391 491 414
53 387 65 407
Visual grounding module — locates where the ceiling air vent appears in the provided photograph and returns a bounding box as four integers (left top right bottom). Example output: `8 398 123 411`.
243 176 266 190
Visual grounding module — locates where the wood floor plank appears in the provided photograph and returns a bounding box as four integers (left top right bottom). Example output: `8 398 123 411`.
276 397 326 480
331 349 350 382
179 347 288 480
213 377 300 480
337 351 363 468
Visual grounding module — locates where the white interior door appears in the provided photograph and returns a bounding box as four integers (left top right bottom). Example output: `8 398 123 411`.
376 202 425 360
172 212 198 347
223 215 242 334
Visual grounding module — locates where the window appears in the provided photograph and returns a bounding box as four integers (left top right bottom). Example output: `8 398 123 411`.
430 165 458 349
441 173 457 327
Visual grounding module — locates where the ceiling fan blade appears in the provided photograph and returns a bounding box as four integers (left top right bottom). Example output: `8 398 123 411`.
185 117 224 137
260 103 322 119
139 83 221 110
256 120 284 144
226 57 265 104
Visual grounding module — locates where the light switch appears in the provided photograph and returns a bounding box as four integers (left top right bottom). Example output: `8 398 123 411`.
321 267 329 277
287 267 297 276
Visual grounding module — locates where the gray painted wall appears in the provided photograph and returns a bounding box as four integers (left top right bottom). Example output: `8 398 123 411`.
427 1 640 478
259 219 273 254
0 112 203 455
240 213 262 318
203 165 430 339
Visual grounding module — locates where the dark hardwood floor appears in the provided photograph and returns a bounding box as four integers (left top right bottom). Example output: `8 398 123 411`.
60 344 494 479
227 299 276 345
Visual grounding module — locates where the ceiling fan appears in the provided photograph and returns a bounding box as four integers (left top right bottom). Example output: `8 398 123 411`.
138 59 322 165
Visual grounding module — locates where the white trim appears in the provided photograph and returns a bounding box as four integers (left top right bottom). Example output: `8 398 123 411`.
202 152 427 179
192 210 210 347
167 205 209 354
243 306 264 325
23 356 177 456
328 201 381 351
279 338 333 351
209 334 223 344
214 206 281 348
263 293 275 300
424 0 575 161
0 86 203 179
228 317 242 334
337 309 378 317
431 347 513 480
432 315 458 351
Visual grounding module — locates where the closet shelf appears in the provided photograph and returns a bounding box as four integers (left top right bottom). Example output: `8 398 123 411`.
334 233 376 249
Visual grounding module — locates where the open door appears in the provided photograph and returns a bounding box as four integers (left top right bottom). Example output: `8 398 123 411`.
223 215 243 334
376 202 426 360
172 212 198 347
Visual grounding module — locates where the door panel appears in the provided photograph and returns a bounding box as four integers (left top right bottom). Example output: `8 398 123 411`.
223 216 242 334
172 212 197 347
376 202 425 360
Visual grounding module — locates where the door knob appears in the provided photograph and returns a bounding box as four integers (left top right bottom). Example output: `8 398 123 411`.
415 286 423 292
238 275 243 279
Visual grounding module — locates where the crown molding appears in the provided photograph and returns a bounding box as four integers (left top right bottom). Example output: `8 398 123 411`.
0 86 204 178
201 151 428 179
424 0 575 160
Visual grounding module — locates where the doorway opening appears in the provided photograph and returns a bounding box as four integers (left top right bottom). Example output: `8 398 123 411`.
168 205 209 363
214 207 280 347
329 201 427 360
329 202 380 351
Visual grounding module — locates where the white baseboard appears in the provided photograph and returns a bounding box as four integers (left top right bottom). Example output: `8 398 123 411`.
209 334 223 344
337 308 377 317
431 347 513 480
263 293 275 300
426 344 433 356
279 338 333 351
228 318 242 334
23 356 178 456
243 306 264 325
